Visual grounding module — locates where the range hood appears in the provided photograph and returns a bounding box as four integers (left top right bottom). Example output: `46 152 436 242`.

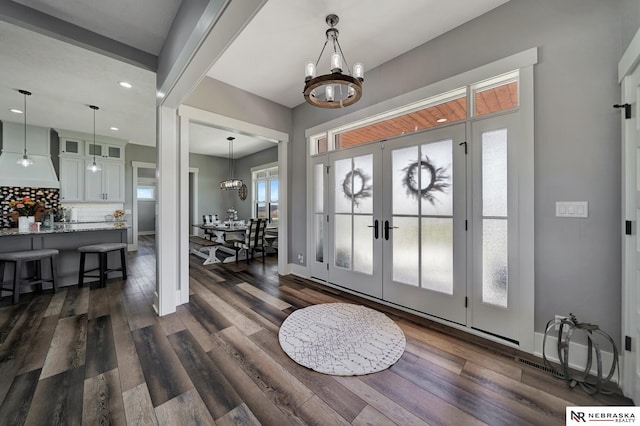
0 121 60 189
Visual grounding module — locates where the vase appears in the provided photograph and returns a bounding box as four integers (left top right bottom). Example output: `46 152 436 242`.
18 216 29 232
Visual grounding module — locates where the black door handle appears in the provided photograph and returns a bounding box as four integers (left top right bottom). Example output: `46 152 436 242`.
384 220 398 240
367 219 379 239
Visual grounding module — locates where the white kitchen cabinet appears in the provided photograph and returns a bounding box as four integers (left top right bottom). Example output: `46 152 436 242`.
84 160 124 202
86 142 123 160
59 156 85 201
59 138 84 156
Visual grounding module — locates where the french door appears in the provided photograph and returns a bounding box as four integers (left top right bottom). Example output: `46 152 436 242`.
326 143 383 297
382 124 467 324
310 115 525 339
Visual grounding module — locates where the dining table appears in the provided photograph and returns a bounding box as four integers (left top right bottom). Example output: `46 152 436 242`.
191 223 248 265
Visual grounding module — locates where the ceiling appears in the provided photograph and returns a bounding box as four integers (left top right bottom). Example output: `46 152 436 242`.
0 0 510 158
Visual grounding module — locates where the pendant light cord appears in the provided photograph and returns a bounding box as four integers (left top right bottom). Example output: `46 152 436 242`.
23 91 27 154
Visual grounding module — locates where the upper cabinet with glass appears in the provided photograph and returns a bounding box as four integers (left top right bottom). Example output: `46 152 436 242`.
60 137 84 156
57 129 126 160
86 142 123 160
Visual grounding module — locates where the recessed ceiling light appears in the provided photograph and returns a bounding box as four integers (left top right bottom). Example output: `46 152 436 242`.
119 81 132 89
110 126 119 131
10 108 23 114
436 118 448 123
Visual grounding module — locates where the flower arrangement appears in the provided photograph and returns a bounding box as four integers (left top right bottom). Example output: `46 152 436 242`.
8 197 42 217
113 209 125 220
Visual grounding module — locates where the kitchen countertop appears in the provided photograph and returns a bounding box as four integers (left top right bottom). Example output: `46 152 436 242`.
0 222 129 237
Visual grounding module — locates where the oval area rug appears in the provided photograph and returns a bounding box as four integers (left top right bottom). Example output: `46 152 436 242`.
278 303 406 376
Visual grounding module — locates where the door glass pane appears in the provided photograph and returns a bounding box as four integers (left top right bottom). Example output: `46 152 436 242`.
315 164 324 212
257 181 266 203
352 154 373 214
353 215 373 275
392 216 419 286
421 140 453 216
315 214 324 262
482 219 508 307
334 158 352 214
270 180 279 202
482 129 508 217
334 214 352 269
421 218 453 294
392 146 419 216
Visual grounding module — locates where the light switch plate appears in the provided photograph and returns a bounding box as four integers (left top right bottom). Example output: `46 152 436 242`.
556 201 588 218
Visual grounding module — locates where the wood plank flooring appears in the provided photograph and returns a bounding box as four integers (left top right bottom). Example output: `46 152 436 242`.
0 235 632 425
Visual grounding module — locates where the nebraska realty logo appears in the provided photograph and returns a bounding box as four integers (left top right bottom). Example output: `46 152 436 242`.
567 407 639 423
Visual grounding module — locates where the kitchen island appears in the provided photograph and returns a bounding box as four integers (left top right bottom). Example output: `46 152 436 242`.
0 222 129 291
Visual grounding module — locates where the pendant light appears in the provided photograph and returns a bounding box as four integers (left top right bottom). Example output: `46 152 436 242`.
219 136 243 190
87 105 101 172
16 89 33 167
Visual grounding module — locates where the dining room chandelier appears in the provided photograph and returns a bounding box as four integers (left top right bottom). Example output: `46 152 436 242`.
16 89 33 167
303 14 364 109
220 136 243 190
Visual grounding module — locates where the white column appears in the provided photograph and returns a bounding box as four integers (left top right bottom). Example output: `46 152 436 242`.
179 114 190 304
155 105 179 315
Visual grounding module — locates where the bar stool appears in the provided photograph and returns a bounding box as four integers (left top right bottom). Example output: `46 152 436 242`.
78 243 127 287
0 249 59 304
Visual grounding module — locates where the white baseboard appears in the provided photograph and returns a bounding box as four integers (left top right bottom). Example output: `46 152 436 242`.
288 263 308 278
534 332 620 383
138 231 156 236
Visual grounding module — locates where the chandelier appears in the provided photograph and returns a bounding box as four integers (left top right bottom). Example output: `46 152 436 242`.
303 14 364 109
220 136 243 190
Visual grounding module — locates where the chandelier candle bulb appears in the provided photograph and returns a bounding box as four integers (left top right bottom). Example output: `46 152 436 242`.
330 52 342 73
305 62 316 81
326 85 334 102
353 63 364 81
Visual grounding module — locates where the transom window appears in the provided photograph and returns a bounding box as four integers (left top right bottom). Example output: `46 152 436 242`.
311 70 519 155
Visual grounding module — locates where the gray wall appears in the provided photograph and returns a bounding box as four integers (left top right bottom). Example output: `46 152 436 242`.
289 0 624 339
233 145 278 220
188 152 236 224
137 201 156 233
184 78 293 133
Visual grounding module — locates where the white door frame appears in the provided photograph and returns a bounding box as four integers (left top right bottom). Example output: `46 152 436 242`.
619 27 640 402
177 105 290 275
131 161 156 251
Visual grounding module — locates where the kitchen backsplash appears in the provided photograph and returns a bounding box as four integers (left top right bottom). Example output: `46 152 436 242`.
0 186 61 228
60 202 125 222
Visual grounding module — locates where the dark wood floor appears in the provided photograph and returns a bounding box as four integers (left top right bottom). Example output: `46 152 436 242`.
0 235 632 425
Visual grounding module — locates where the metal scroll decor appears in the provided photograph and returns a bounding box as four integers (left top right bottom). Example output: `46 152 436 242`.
402 155 450 205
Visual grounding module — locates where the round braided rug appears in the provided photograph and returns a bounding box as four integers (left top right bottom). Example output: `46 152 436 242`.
278 303 406 376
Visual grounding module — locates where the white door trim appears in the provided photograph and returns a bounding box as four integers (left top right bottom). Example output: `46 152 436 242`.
177 105 289 275
131 160 157 251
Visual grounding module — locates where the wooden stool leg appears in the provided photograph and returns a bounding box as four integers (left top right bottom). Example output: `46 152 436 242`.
13 260 22 304
0 261 5 290
36 259 43 292
50 255 59 293
119 248 128 280
78 252 86 287
99 253 107 287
